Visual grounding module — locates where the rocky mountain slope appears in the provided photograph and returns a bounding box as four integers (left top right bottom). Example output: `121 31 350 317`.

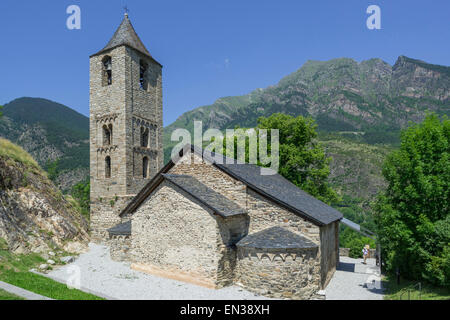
164 55 449 147
0 138 89 254
162 56 449 206
1 56 447 206
0 98 89 191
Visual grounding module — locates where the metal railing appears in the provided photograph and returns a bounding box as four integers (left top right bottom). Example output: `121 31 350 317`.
399 282 422 300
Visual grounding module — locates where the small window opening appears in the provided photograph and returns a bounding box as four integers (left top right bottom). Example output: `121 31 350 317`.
139 60 148 90
143 157 149 178
105 156 111 178
140 127 149 148
102 56 112 86
103 125 112 145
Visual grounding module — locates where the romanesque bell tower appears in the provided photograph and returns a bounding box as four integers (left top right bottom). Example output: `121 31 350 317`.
89 13 163 242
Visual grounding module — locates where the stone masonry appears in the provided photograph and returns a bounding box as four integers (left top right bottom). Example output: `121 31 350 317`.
89 15 163 242
92 16 343 300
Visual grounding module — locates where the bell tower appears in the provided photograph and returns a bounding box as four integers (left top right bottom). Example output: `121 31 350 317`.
89 13 163 242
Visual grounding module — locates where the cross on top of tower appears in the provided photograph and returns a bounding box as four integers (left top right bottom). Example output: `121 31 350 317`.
123 6 129 17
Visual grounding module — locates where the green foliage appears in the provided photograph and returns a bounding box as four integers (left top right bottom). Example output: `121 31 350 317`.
0 98 89 184
339 228 376 258
0 244 102 300
45 159 60 182
70 180 90 220
0 238 8 250
0 138 41 172
0 269 103 300
256 113 340 204
383 274 450 300
0 105 3 118
375 114 450 286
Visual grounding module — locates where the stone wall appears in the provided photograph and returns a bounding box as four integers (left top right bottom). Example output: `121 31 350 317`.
245 189 320 243
131 180 248 288
319 221 339 289
235 246 321 300
109 234 132 261
172 153 247 209
89 43 163 242
90 195 134 242
172 152 320 243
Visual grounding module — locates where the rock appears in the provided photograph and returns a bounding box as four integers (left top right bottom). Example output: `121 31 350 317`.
47 259 55 265
0 153 89 256
39 264 49 270
48 251 56 257
60 256 74 264
63 241 88 254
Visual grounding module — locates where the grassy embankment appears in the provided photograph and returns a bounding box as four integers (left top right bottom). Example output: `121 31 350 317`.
382 275 450 300
0 138 102 300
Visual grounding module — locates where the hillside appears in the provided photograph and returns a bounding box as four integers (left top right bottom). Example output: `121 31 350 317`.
0 97 89 191
1 56 448 204
0 138 89 254
163 55 449 209
164 55 449 148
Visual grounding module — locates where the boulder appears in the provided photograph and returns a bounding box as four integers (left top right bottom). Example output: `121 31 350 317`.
39 264 49 270
60 256 75 264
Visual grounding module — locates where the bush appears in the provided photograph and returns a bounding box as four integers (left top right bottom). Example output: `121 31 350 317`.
375 114 449 286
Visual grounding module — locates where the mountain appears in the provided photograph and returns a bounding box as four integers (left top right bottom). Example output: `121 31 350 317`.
163 56 449 206
0 138 88 254
164 55 449 148
0 97 89 191
1 56 448 203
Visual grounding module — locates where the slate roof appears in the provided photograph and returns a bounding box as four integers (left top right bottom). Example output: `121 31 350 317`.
108 220 131 236
91 14 161 66
162 174 246 217
119 144 343 226
236 227 318 249
196 145 343 225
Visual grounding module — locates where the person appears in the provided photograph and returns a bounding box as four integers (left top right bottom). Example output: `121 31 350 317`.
362 244 370 264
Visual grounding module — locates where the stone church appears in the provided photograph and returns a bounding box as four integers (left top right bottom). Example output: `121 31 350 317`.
90 14 343 300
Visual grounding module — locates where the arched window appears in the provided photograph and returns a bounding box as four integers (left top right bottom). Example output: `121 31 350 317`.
142 157 149 178
139 60 148 91
105 156 111 178
140 126 149 147
102 56 112 86
103 125 111 145
108 124 113 145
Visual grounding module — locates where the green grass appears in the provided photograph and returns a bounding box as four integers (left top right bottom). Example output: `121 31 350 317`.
0 288 24 300
0 137 40 171
0 247 104 300
0 269 103 300
382 275 450 300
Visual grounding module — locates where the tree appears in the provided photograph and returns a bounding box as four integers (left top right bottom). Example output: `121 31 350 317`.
71 179 90 219
219 113 339 204
257 113 339 204
46 159 60 182
0 105 3 118
374 114 449 286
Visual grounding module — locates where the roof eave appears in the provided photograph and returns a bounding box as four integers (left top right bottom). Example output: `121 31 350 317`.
89 44 163 68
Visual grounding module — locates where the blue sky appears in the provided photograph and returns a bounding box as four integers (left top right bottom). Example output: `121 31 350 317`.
0 0 448 125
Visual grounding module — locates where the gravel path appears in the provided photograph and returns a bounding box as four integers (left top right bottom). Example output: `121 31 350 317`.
45 243 269 300
325 256 384 300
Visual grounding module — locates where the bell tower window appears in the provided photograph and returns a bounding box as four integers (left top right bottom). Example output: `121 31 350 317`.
140 126 149 147
143 157 149 178
102 56 112 86
139 60 148 91
103 124 112 145
105 156 111 178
